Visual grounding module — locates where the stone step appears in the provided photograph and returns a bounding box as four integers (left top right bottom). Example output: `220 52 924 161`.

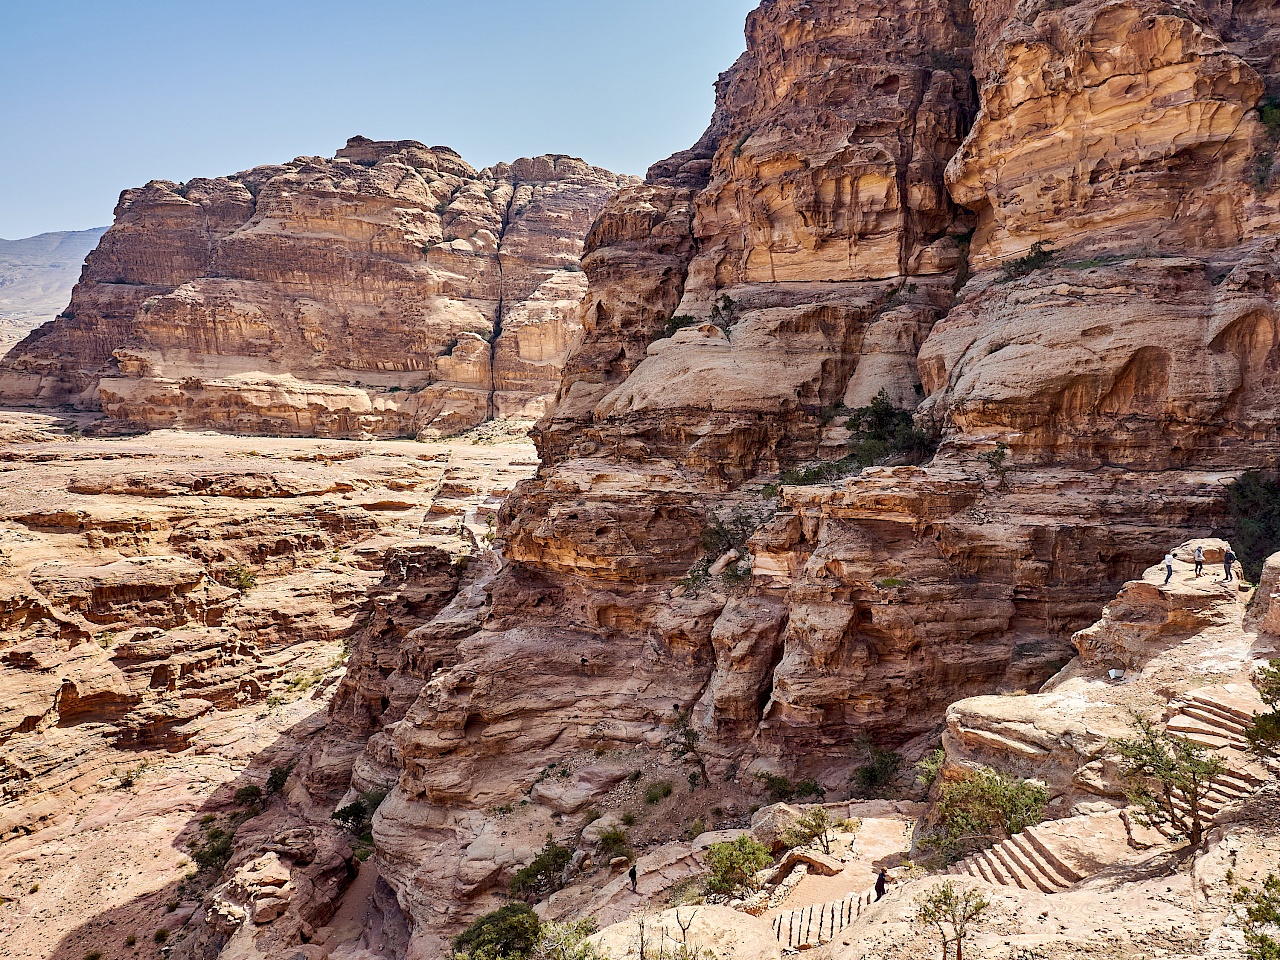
772 886 877 948
1167 713 1248 740
1187 695 1259 727
1007 833 1074 890
993 839 1060 894
1176 729 1245 751
1178 703 1252 734
970 852 997 884
1217 766 1267 790
982 850 1013 885
1022 826 1087 883
988 843 1033 890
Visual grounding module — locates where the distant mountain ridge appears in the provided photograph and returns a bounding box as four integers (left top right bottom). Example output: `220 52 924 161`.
0 227 108 352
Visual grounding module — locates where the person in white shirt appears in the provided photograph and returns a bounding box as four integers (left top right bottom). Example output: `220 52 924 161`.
1193 544 1204 578
1163 552 1176 585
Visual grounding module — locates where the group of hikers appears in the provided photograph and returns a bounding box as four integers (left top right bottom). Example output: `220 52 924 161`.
1162 544 1239 585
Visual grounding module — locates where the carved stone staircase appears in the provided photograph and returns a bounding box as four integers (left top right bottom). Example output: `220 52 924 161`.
948 685 1270 893
945 822 1083 892
771 886 879 950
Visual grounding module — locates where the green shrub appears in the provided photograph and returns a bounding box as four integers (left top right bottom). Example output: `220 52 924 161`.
528 919 603 960
845 390 938 467
453 903 542 960
1113 715 1229 846
621 811 637 827
234 785 263 807
913 881 990 960
266 762 295 794
923 766 1047 861
755 772 825 803
660 315 700 339
153 929 168 944
333 800 368 829
782 807 836 854
509 837 572 899
915 749 946 790
1255 152 1276 192
1260 98 1280 139
596 827 631 861
228 562 257 593
709 294 738 328
1226 471 1280 582
644 781 674 804
1234 873 1280 960
780 455 861 486
705 835 772 895
1247 660 1280 759
999 241 1055 281
191 822 235 871
852 747 903 798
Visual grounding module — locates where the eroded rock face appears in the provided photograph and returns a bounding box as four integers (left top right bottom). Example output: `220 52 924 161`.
950 0 1267 263
0 140 633 437
323 0 1280 952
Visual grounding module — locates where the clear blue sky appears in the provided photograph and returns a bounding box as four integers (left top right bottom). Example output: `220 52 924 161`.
0 0 758 239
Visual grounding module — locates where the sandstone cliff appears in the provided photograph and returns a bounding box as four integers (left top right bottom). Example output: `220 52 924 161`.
289 0 1280 954
0 140 632 438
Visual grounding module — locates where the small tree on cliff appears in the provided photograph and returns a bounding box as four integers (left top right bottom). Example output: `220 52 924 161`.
704 835 772 895
782 807 837 854
1235 873 1280 960
913 880 990 960
1225 471 1280 582
1111 714 1228 847
453 903 542 960
1246 659 1280 759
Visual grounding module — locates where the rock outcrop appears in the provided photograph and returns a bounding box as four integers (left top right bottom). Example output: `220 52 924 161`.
7 0 1279 957
287 0 1280 954
0 141 632 437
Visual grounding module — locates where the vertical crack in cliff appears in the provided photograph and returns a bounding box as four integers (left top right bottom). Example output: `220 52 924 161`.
488 182 518 422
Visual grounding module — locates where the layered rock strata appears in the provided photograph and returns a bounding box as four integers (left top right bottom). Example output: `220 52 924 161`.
0 416 536 839
287 0 1280 954
0 140 632 437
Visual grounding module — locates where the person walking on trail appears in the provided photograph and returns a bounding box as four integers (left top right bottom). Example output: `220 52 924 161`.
628 863 638 893
1194 544 1205 578
1163 552 1176 585
875 868 888 901
1224 547 1237 583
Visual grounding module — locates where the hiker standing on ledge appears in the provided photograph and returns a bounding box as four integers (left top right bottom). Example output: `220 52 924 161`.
629 863 638 893
875 868 887 901
1224 547 1237 583
1193 544 1205 578
1163 552 1176 585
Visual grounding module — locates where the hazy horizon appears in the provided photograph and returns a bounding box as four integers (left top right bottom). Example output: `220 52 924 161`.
0 0 757 239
